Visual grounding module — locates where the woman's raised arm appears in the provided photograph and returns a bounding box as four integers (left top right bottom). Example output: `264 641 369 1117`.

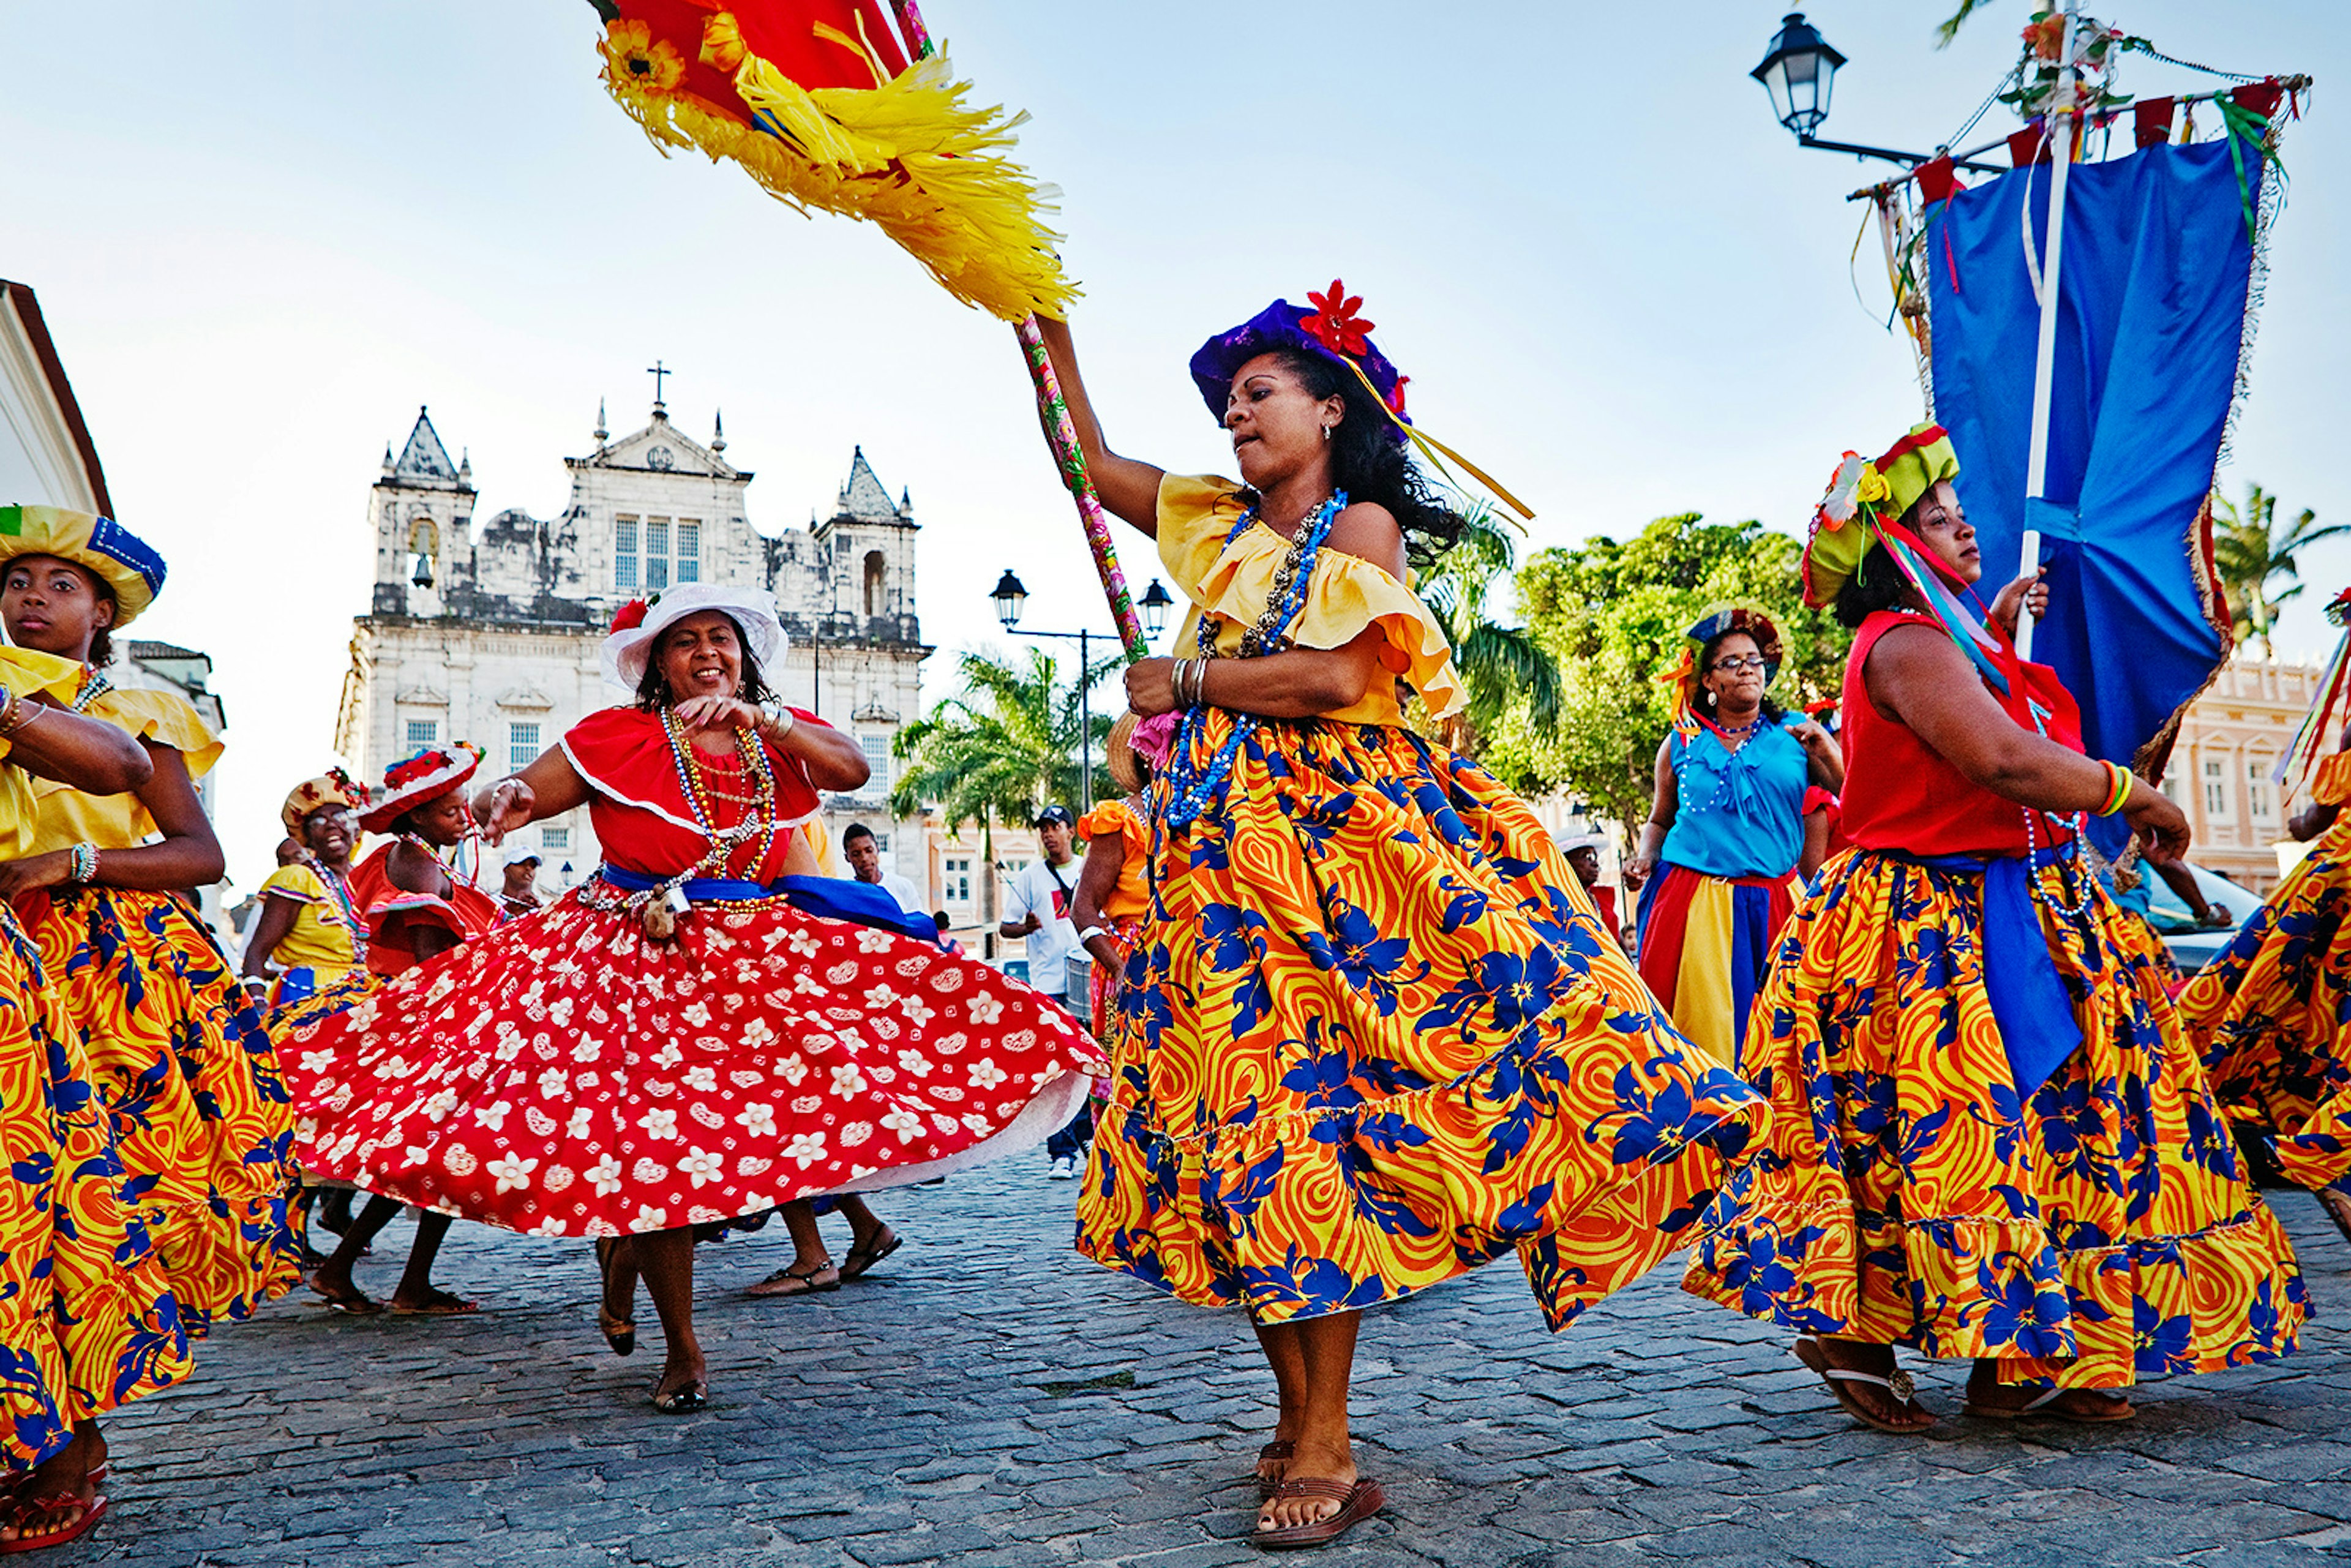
1035 317 1168 535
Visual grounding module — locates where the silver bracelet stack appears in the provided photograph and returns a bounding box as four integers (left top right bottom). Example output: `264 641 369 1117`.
1173 658 1210 708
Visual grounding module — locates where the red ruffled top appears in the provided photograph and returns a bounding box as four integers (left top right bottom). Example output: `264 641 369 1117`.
560 705 827 881
1837 609 2085 858
347 840 504 977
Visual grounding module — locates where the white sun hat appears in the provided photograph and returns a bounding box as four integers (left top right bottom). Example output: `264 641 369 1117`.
600 583 790 692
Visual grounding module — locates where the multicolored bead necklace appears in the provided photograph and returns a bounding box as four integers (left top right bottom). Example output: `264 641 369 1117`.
660 706 780 875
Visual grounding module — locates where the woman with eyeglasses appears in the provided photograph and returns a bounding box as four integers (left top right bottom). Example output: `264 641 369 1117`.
1623 607 1840 1061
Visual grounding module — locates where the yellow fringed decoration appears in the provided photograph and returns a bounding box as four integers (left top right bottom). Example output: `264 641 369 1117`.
599 18 1078 322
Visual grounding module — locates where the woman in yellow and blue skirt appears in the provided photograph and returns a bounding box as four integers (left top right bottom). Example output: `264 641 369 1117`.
2179 687 2351 1244
0 509 302 1344
0 634 198 1550
1683 427 2305 1435
1039 289 1767 1548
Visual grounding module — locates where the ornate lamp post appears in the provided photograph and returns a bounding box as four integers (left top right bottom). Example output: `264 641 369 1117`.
989 569 1172 811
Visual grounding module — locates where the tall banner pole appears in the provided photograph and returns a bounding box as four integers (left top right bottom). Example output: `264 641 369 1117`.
891 1 1151 667
2016 0 2081 663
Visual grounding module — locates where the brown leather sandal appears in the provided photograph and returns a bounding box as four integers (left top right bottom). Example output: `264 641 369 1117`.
1252 1476 1384 1550
1254 1439 1294 1501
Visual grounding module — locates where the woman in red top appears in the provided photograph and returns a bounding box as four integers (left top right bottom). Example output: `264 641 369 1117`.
284 743 504 1316
1683 426 2304 1433
280 584 1098 1411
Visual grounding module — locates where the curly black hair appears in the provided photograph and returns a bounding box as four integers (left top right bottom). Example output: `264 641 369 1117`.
1248 347 1465 570
634 613 774 710
1693 626 1785 725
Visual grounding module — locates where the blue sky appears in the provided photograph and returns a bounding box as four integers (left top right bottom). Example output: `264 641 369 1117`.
3 1 2342 890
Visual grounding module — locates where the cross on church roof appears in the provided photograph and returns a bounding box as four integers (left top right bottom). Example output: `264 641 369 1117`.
647 360 671 411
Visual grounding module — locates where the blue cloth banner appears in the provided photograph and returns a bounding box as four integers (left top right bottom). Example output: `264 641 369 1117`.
1926 140 2254 816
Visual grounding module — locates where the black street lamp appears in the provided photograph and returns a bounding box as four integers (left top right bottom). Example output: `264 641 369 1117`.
1751 12 2005 174
1139 577 1174 639
984 572 1173 811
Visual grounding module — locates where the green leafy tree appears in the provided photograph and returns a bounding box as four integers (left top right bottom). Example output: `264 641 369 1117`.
891 647 1117 921
1419 506 1562 756
2212 483 2345 656
1477 514 1850 843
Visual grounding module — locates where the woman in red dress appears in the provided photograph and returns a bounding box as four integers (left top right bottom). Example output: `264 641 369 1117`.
283 583 1098 1410
285 743 503 1316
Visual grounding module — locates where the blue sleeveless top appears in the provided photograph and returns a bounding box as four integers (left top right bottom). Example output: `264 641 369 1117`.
1660 721 1810 879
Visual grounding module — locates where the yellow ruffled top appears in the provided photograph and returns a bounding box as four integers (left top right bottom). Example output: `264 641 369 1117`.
0 649 103 860
2314 752 2351 808
1156 474 1465 726
29 686 223 855
256 863 361 978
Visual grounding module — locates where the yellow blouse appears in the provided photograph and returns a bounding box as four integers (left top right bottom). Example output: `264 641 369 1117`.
0 649 103 860
2315 752 2351 809
1156 474 1465 725
257 864 362 978
29 687 222 855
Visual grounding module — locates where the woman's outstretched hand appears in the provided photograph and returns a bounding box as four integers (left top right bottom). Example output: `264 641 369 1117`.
2121 775 2189 862
670 694 757 732
477 777 535 846
1989 569 2050 639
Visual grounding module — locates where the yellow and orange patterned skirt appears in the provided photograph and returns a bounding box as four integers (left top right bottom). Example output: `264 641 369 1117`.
1682 847 2306 1387
1075 713 1768 1327
2178 820 2351 1197
28 887 304 1334
0 900 192 1468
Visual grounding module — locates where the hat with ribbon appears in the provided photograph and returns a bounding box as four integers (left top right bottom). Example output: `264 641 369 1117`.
359 742 486 833
0 505 168 627
1187 280 1534 523
1658 604 1784 732
281 768 370 837
602 582 789 692
1801 424 1960 610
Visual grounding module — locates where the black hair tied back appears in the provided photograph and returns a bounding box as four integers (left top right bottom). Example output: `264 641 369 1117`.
1261 347 1464 571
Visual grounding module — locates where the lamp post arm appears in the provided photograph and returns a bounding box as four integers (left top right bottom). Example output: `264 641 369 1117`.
1801 133 2004 174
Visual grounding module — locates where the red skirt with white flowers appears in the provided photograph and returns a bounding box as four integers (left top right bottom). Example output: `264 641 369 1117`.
279 881 1100 1237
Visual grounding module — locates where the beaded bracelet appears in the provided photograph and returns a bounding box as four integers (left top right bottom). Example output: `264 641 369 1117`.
2096 760 2132 817
68 842 98 883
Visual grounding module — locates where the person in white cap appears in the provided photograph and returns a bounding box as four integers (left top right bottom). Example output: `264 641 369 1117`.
273 582 1100 1413
500 850 544 918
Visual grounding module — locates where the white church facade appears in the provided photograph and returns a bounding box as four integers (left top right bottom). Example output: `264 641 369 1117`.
334 399 929 891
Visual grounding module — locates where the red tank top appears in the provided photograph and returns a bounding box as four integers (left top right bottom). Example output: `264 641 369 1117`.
1837 610 2083 858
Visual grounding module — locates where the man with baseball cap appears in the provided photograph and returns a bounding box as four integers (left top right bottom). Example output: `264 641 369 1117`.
1001 805 1089 1176
500 850 544 919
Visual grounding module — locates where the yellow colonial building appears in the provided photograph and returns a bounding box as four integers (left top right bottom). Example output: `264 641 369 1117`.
2159 655 2326 895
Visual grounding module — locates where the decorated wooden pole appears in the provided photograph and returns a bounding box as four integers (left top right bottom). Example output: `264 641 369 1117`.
883 1 1149 663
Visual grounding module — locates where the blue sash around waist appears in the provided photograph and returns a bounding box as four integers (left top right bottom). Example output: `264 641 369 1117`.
598 866 942 948
1900 842 2085 1101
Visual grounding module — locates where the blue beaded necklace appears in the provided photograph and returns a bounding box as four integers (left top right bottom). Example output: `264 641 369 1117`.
1677 711 1771 819
1163 490 1347 830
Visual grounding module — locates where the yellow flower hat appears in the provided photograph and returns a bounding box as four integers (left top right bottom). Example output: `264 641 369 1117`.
0 504 168 627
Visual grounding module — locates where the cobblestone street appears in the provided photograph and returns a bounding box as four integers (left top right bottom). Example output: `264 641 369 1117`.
77 1161 2351 1567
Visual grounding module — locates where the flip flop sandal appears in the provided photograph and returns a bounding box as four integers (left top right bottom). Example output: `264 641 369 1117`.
1254 1440 1294 1501
309 1275 384 1316
389 1289 480 1316
1251 1477 1384 1550
747 1262 839 1299
593 1240 636 1355
2316 1187 2351 1247
1792 1338 1933 1435
1963 1384 2135 1424
0 1492 107 1554
650 1380 708 1414
839 1229 904 1283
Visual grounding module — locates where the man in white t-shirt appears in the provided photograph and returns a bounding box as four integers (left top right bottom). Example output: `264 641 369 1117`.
1000 805 1089 1176
843 823 924 918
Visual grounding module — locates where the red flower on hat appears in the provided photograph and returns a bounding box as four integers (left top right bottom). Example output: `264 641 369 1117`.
1384 373 1411 418
1302 280 1375 359
611 598 650 634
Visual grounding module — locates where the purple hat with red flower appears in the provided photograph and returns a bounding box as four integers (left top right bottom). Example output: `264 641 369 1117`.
1188 280 1413 445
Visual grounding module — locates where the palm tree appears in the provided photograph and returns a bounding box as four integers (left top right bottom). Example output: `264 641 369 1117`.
1419 505 1563 756
890 646 1116 925
2213 484 2348 655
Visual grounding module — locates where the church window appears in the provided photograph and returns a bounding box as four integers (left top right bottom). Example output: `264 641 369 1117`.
541 826 571 852
676 521 700 584
509 721 542 773
860 733 890 788
646 518 671 591
403 718 438 752
943 857 972 905
615 517 640 590
863 550 886 618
